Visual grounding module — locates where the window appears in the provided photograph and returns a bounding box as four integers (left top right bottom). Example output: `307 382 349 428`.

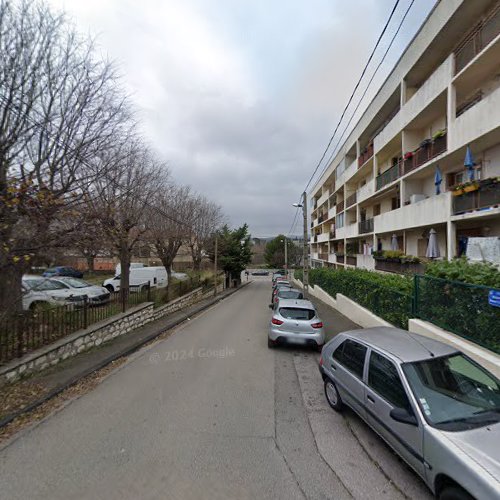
332 339 367 379
368 352 410 409
279 308 315 320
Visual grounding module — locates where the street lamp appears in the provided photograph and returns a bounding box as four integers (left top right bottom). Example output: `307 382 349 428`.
292 192 309 294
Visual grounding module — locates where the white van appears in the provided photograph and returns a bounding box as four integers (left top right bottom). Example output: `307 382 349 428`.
115 262 145 275
103 266 168 292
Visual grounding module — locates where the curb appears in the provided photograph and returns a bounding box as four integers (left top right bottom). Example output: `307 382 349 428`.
0 283 250 429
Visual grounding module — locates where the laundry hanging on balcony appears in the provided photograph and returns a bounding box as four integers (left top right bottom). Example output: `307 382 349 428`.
464 146 476 181
391 234 399 251
434 165 442 195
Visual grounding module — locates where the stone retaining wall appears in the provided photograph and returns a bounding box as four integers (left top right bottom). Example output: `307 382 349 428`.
0 286 211 386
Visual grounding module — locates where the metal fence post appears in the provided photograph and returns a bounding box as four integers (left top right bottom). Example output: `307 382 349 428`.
413 275 419 318
147 282 151 302
121 288 126 313
83 296 89 329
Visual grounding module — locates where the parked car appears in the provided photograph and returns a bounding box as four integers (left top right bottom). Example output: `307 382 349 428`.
272 272 283 284
270 287 304 306
271 280 290 302
171 272 189 281
115 262 145 275
49 277 110 305
251 270 269 276
42 266 83 279
103 266 168 293
319 327 500 500
268 298 324 350
22 276 87 310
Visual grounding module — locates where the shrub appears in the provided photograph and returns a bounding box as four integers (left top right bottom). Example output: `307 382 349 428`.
425 258 500 288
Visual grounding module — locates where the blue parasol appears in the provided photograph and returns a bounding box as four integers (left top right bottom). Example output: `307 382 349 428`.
464 146 476 181
434 165 442 194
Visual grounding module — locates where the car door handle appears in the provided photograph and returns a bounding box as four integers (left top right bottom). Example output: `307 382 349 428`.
367 395 375 403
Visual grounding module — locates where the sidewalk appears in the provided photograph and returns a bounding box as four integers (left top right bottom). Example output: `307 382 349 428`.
305 294 359 342
0 285 246 429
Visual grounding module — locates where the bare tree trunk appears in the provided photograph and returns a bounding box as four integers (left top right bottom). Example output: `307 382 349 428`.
119 240 131 293
86 254 96 273
0 265 24 313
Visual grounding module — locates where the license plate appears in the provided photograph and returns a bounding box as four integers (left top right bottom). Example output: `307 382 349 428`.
288 337 306 345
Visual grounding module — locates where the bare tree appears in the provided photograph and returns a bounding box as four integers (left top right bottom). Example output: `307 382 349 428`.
188 196 224 271
0 0 130 312
88 141 164 293
148 183 193 289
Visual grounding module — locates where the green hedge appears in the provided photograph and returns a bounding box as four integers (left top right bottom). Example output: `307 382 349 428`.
296 268 413 329
425 258 500 288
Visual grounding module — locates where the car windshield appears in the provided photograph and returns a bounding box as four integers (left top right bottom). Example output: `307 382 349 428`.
279 290 303 299
58 278 90 288
403 354 500 431
279 307 315 320
24 279 67 291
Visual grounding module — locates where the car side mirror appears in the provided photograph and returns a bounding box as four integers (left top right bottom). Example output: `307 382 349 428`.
390 407 418 426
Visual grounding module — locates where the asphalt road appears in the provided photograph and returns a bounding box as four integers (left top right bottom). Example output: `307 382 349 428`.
0 278 431 500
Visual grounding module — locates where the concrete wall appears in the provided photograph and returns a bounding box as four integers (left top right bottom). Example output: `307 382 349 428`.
0 286 212 385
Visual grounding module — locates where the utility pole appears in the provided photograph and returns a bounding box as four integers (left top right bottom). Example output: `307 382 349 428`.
302 191 309 293
284 236 288 279
214 235 218 296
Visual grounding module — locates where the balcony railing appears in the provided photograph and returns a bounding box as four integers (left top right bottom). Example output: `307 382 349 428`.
329 230 335 239
455 4 500 74
318 214 325 223
345 256 356 266
358 218 374 234
337 199 345 212
358 143 374 167
319 253 328 261
375 259 425 275
345 192 357 208
336 255 345 264
452 179 500 215
376 162 400 190
403 135 447 175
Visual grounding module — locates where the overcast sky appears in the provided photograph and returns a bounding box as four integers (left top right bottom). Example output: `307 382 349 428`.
50 0 436 237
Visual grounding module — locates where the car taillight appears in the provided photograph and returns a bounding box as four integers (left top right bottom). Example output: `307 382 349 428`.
311 322 323 329
272 318 283 325
319 356 323 366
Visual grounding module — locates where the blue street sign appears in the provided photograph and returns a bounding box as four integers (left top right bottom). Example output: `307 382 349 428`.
488 290 500 308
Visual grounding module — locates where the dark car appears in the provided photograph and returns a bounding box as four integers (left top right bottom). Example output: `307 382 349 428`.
42 266 84 279
251 270 269 276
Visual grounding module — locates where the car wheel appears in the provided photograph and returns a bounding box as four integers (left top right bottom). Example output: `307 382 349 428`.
315 343 324 353
324 379 343 411
105 285 114 293
267 338 276 348
439 486 473 500
30 301 48 312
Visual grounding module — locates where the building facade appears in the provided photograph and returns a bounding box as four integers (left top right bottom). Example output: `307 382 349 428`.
309 0 500 273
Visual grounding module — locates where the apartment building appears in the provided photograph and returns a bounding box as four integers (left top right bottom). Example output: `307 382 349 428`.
310 0 500 274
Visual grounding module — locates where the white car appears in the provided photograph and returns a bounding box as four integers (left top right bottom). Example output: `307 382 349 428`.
49 277 110 305
22 275 87 310
103 266 168 292
171 272 189 281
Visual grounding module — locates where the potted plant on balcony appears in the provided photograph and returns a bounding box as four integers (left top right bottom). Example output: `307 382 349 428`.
463 180 479 193
420 138 432 149
432 129 446 141
382 250 404 262
452 183 465 196
404 151 414 160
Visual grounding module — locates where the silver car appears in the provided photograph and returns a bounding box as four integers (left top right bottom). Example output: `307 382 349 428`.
270 287 304 307
49 277 111 305
268 298 325 350
319 327 500 500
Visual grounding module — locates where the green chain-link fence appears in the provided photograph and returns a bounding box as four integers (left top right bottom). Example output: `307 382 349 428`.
414 275 500 354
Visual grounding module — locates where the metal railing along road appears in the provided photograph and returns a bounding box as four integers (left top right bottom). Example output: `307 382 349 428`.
0 277 209 365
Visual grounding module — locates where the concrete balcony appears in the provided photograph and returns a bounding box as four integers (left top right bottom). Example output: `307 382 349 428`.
312 217 319 227
357 179 375 204
328 253 337 264
336 226 346 240
345 223 358 239
327 206 336 220
449 83 500 152
317 232 330 243
374 192 451 234
403 56 452 127
317 190 330 208
343 159 358 184
374 109 402 152
311 252 319 260
356 254 375 270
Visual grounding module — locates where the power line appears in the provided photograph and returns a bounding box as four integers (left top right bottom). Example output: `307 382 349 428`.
318 0 415 181
299 0 401 199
